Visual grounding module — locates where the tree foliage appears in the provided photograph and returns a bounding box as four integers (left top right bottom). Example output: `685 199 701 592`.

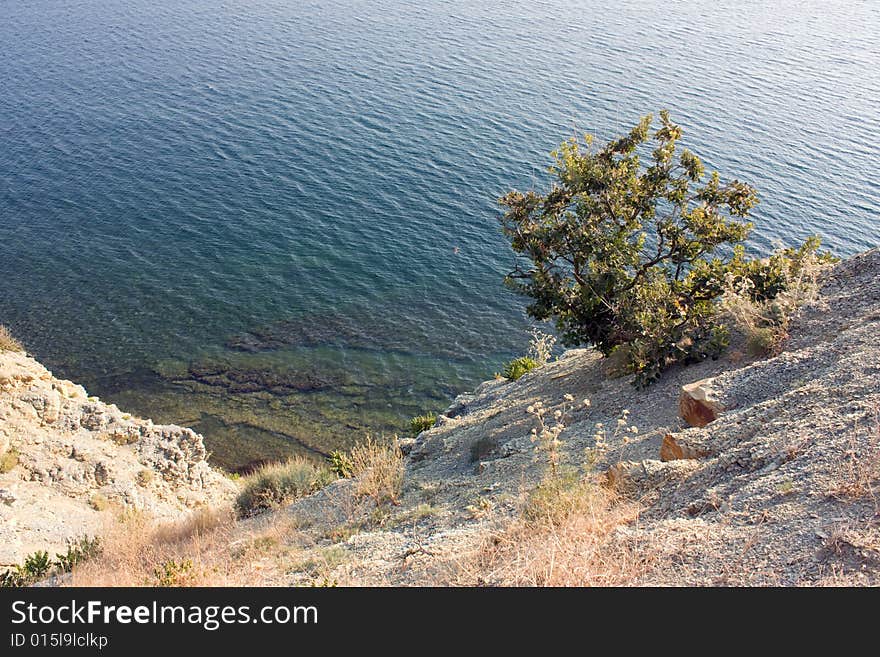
498 111 825 386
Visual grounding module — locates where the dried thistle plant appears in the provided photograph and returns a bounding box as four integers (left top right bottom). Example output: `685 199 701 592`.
527 328 557 366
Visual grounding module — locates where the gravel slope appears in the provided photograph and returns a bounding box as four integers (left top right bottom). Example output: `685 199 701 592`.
261 248 880 586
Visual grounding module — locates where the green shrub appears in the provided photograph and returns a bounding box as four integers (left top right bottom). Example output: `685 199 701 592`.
2 550 53 586
152 559 195 587
409 412 437 437
328 450 354 478
0 537 103 587
724 236 837 304
235 457 332 517
55 536 103 573
22 551 51 580
497 111 829 386
0 325 23 353
0 569 26 588
503 356 538 381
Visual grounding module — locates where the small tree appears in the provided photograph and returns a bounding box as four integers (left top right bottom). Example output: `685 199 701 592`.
499 111 761 386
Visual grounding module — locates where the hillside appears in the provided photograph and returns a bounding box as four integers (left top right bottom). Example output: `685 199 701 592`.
1 248 878 586
253 247 880 585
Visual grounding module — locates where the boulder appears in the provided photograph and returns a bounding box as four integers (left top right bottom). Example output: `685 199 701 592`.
679 378 723 427
0 488 15 506
659 433 710 461
397 437 417 456
604 458 701 496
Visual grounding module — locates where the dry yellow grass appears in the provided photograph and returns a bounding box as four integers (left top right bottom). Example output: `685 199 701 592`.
69 506 294 587
454 475 648 586
350 436 404 506
0 325 23 353
720 247 832 357
151 505 232 545
0 447 19 473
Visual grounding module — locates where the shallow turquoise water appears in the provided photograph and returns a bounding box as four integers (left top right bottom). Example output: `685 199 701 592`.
1 0 878 469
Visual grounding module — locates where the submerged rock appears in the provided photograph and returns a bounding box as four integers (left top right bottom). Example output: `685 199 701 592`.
182 360 343 394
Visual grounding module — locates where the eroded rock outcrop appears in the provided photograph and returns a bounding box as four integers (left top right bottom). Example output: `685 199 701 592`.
0 350 235 565
659 433 711 461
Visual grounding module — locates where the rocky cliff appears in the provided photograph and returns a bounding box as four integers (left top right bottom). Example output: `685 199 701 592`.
0 350 235 566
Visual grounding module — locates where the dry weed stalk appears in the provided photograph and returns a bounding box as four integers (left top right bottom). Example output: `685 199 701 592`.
527 328 557 366
829 407 880 510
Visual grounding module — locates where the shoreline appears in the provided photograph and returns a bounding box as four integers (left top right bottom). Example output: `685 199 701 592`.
1 247 879 584
7 339 519 474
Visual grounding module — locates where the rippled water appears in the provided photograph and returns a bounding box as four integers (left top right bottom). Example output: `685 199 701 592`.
2 0 878 470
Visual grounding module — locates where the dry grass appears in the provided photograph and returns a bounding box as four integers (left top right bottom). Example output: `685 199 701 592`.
815 520 880 585
825 523 880 558
449 392 648 586
69 506 293 586
0 325 24 353
814 564 875 587
721 291 785 356
829 409 880 508
0 447 19 473
455 475 648 586
151 506 231 545
135 469 155 487
721 246 832 357
70 510 229 586
88 493 111 512
290 544 349 581
350 436 404 507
